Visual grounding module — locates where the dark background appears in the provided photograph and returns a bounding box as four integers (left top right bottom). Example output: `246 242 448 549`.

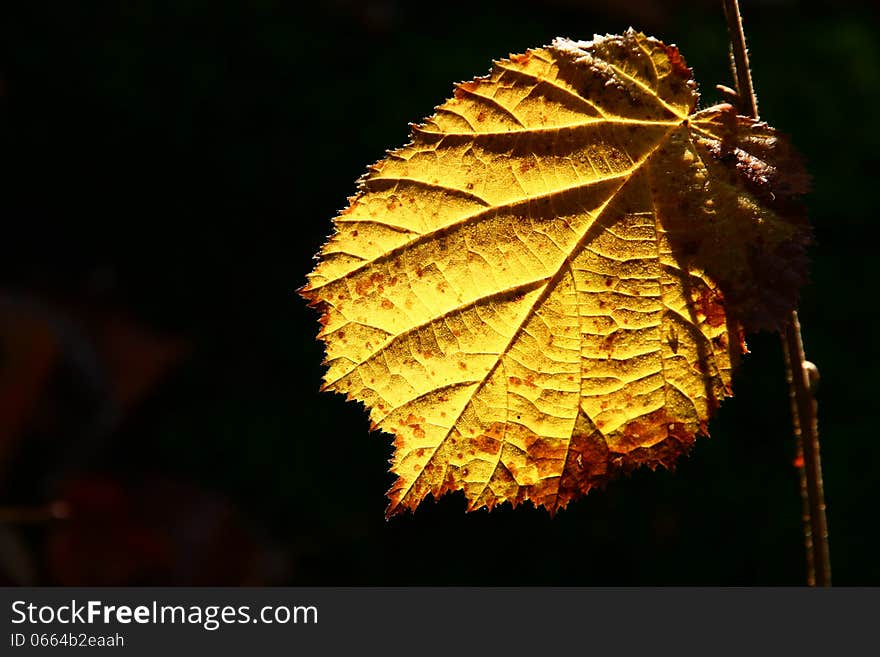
0 0 876 585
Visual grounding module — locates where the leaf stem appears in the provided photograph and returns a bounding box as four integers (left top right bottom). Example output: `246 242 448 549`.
721 0 759 118
721 0 830 586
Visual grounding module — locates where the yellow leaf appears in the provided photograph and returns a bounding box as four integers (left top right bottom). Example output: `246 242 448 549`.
301 30 810 517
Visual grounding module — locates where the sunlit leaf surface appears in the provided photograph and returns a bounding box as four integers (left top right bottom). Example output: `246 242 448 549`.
302 30 809 516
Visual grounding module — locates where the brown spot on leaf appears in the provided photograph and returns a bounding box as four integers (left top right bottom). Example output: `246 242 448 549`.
615 408 676 452
524 435 567 474
355 278 371 297
474 432 501 454
555 429 610 508
406 414 425 426
696 286 726 327
602 333 617 358
663 44 692 79
454 80 479 99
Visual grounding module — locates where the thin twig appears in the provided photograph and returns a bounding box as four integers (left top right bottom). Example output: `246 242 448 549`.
722 0 759 118
783 315 830 585
721 0 830 586
781 340 815 583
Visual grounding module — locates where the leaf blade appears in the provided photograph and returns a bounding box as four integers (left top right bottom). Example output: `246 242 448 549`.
302 29 809 516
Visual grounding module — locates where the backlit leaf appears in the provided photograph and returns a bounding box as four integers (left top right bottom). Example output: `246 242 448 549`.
301 30 810 517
